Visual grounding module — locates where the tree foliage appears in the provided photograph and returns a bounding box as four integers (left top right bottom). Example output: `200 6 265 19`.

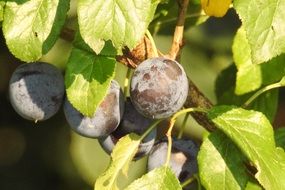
1 0 285 189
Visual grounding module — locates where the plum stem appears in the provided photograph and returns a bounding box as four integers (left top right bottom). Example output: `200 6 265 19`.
59 27 75 42
140 119 163 141
168 0 189 59
146 30 159 57
243 76 285 108
181 176 196 188
194 174 202 190
165 108 207 166
177 112 190 139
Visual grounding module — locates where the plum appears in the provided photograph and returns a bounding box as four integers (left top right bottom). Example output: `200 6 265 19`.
130 57 188 119
64 80 124 138
9 62 64 121
99 98 156 160
148 138 199 186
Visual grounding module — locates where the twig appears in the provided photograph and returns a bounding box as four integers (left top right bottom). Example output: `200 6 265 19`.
146 30 158 57
177 112 190 139
181 176 196 188
243 77 285 108
165 108 207 166
168 0 189 59
59 27 75 42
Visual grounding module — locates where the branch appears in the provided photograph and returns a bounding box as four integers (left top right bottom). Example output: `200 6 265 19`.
184 79 216 132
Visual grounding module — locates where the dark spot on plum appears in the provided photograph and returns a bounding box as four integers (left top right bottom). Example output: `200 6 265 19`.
143 73 150 80
138 89 157 105
163 59 182 80
100 93 116 113
150 65 157 72
104 117 118 134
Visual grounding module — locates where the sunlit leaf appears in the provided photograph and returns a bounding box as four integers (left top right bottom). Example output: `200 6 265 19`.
198 131 248 190
65 47 116 116
234 0 285 64
3 0 69 62
232 26 285 95
94 133 141 190
77 0 159 54
208 106 285 190
125 166 182 190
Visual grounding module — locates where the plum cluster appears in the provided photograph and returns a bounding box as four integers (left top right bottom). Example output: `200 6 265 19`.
63 57 190 160
9 58 197 185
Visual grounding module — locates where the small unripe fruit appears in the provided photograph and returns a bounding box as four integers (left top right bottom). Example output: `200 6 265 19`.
9 62 64 121
130 57 188 119
64 80 124 138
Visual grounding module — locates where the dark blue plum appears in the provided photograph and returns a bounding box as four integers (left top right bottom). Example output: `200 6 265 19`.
99 98 156 160
130 57 189 119
9 62 64 121
64 80 124 138
148 138 199 185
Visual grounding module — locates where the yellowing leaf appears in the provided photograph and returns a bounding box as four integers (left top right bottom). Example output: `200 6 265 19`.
94 133 141 190
125 166 182 190
201 0 231 17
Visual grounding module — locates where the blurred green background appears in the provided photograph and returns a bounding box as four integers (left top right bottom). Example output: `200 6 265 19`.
0 2 261 189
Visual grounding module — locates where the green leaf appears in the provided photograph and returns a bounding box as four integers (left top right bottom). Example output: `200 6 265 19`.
233 26 285 94
0 1 5 22
73 30 117 56
275 127 285 149
125 166 182 190
198 131 248 190
208 106 285 190
94 133 141 190
65 47 116 116
3 0 69 62
215 64 278 122
245 179 263 190
77 0 159 54
233 0 285 64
